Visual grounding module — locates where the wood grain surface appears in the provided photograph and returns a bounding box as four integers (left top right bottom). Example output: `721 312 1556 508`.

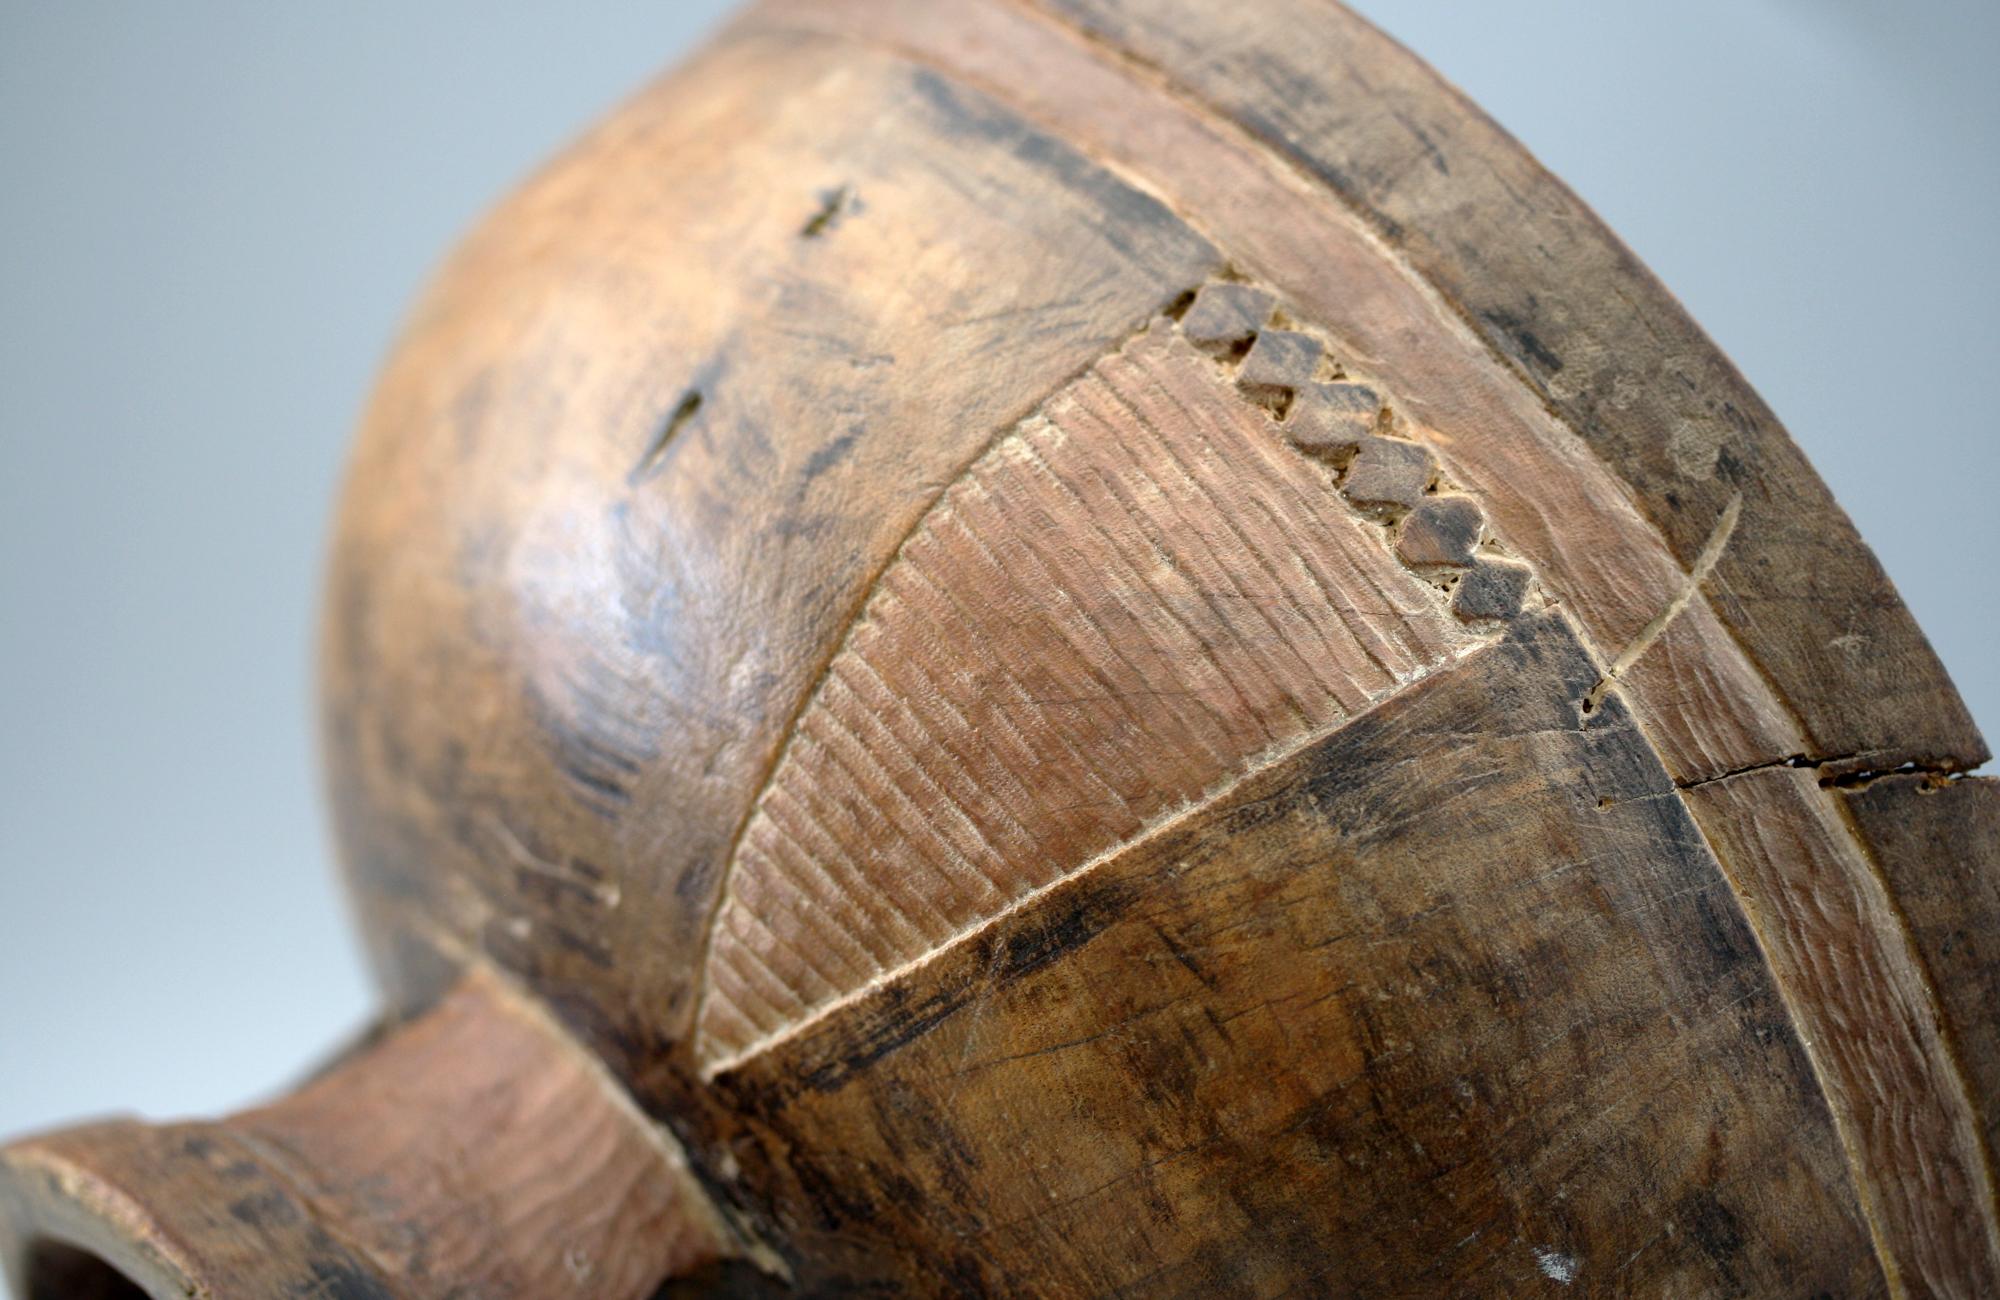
697 319 1486 1070
701 615 1885 1295
2 2 1993 1295
0 970 726 1297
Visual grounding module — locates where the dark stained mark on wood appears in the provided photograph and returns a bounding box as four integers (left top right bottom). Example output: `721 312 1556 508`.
1478 305 1564 375
799 185 856 238
705 613 1881 1295
788 875 1142 1096
293 1258 398 1300
630 389 705 486
997 880 1132 979
227 1187 302 1229
800 425 862 485
524 676 651 818
1674 1187 1746 1287
906 67 1215 271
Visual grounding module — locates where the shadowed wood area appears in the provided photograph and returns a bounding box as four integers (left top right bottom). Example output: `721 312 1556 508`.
1683 769 2000 1292
697 321 1486 1068
2 1 1993 1294
701 616 1884 1296
1842 775 2000 1164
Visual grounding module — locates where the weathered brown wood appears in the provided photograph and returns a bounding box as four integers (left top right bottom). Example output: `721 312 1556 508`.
321 30 1220 1043
696 320 1486 1070
1018 0 1987 781
2 2 1994 1295
0 970 728 1298
699 615 1885 1296
1683 768 1999 1292
749 0 1828 783
1841 775 2000 1165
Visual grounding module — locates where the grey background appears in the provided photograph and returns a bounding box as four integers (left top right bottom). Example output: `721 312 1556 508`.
0 0 1992 1256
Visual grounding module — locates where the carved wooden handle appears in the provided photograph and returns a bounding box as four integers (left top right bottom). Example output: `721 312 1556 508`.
0 970 731 1298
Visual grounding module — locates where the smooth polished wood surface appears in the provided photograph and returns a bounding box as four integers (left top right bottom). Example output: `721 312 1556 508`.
2 2 1994 1296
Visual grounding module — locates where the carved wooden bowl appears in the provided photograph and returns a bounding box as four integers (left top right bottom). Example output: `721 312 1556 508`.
4 2 1994 1296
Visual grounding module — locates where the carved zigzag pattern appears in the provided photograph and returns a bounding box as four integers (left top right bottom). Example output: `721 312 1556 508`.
695 282 1542 1070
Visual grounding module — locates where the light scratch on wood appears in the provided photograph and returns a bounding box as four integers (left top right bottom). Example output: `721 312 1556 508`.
1584 493 1741 715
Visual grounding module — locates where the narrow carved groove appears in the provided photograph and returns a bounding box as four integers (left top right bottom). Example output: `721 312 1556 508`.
1584 493 1743 715
702 701 1375 1080
693 281 1546 1069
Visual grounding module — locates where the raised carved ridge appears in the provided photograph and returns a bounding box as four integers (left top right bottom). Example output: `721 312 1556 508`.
693 278 1546 1072
1173 279 1541 629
